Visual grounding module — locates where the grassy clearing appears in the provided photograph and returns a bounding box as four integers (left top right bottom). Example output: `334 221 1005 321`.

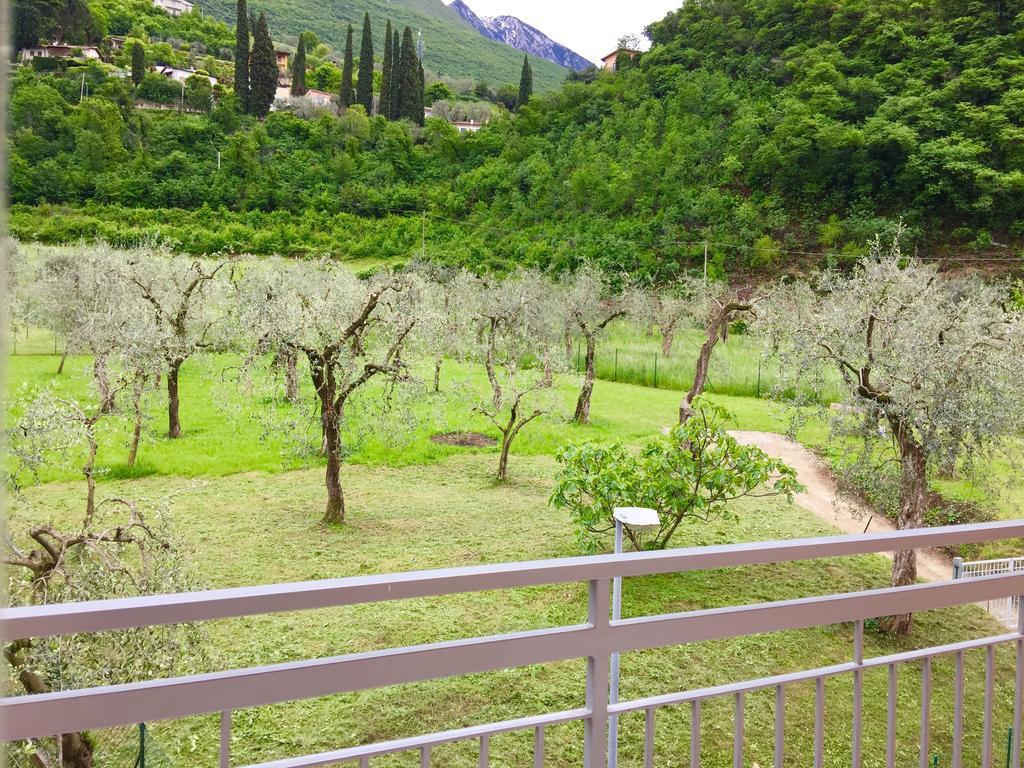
5 349 822 485
13 454 1020 768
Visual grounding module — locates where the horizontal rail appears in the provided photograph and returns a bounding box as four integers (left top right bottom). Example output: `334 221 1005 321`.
5 520 1024 641
239 708 590 768
609 632 1019 714
4 570 1023 741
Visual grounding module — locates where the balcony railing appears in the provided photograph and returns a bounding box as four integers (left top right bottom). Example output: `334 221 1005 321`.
3 520 1024 767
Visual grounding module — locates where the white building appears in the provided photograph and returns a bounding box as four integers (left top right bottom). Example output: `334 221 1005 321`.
20 43 101 62
451 119 483 133
153 0 194 16
158 65 216 85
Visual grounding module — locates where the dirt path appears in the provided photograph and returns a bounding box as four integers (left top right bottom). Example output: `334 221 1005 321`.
729 430 953 583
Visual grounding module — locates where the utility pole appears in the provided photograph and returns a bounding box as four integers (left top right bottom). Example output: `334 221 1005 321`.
80 70 86 101
420 211 426 259
703 239 708 280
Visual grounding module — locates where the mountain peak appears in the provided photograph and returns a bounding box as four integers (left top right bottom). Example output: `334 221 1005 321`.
446 0 593 72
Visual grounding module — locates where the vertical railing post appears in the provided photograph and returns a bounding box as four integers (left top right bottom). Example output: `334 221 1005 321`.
852 620 864 768
220 710 231 768
1013 599 1023 768
584 578 610 768
952 557 964 580
138 722 146 768
608 522 623 768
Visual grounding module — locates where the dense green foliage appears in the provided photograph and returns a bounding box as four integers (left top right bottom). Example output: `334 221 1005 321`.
14 0 1024 277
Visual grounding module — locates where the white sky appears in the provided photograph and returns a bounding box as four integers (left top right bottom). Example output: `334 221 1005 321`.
454 1 681 64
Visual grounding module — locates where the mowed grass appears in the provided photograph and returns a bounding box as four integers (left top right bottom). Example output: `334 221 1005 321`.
13 455 1021 768
5 349 821 485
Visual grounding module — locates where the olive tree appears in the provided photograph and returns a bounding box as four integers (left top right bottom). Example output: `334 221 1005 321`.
680 281 763 423
761 235 1024 633
236 258 425 524
562 266 638 425
119 248 227 438
645 280 699 357
467 269 564 481
5 380 200 768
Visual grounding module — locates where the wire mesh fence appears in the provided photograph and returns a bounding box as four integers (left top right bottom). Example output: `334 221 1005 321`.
5 723 173 768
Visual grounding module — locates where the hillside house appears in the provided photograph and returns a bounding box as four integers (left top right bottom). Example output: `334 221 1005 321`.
273 86 335 109
158 65 217 85
153 0 194 16
20 43 102 63
276 50 289 75
600 48 638 71
452 119 483 133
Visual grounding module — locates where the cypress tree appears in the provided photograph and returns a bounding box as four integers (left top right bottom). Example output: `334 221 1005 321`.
390 28 400 119
233 0 249 110
340 23 355 108
416 60 425 126
249 11 277 117
356 12 374 113
130 41 145 86
379 19 393 118
396 26 422 124
518 54 532 109
291 33 307 96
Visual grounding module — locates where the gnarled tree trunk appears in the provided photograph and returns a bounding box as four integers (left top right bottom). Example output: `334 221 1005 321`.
573 335 597 424
884 416 928 635
284 348 299 404
322 411 345 524
166 360 183 439
680 333 718 423
661 327 675 357
434 357 443 392
127 377 145 467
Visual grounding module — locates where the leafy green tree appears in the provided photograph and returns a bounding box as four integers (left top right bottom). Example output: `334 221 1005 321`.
356 12 373 113
340 23 354 108
552 399 803 551
290 32 307 96
184 73 213 111
517 54 532 109
130 41 146 86
233 0 249 111
424 80 452 105
396 26 422 125
379 19 393 118
248 11 277 117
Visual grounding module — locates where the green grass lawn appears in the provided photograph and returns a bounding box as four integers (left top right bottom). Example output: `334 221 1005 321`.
6 341 1024 766
13 455 1021 768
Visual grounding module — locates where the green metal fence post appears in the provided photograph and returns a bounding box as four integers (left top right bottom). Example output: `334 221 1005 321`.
654 353 658 388
138 722 146 768
1006 726 1013 768
614 349 618 382
757 358 762 397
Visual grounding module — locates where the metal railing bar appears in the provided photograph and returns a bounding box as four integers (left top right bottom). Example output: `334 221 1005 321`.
690 699 700 768
220 710 231 768
643 707 654 768
609 632 1015 714
953 650 964 768
773 685 784 768
7 521 1024 641
919 656 931 768
886 662 897 768
813 677 824 768
853 620 864 768
0 626 594 741
610 573 1024 654
238 709 589 768
733 692 744 768
984 645 995 768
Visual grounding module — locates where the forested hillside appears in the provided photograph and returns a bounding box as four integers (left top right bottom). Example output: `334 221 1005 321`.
198 0 568 90
11 0 1024 277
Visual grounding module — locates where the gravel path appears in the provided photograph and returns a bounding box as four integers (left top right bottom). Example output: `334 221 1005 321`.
729 430 953 583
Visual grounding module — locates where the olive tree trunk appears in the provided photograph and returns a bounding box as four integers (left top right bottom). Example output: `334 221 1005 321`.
166 360 183 439
884 416 929 635
573 335 597 424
